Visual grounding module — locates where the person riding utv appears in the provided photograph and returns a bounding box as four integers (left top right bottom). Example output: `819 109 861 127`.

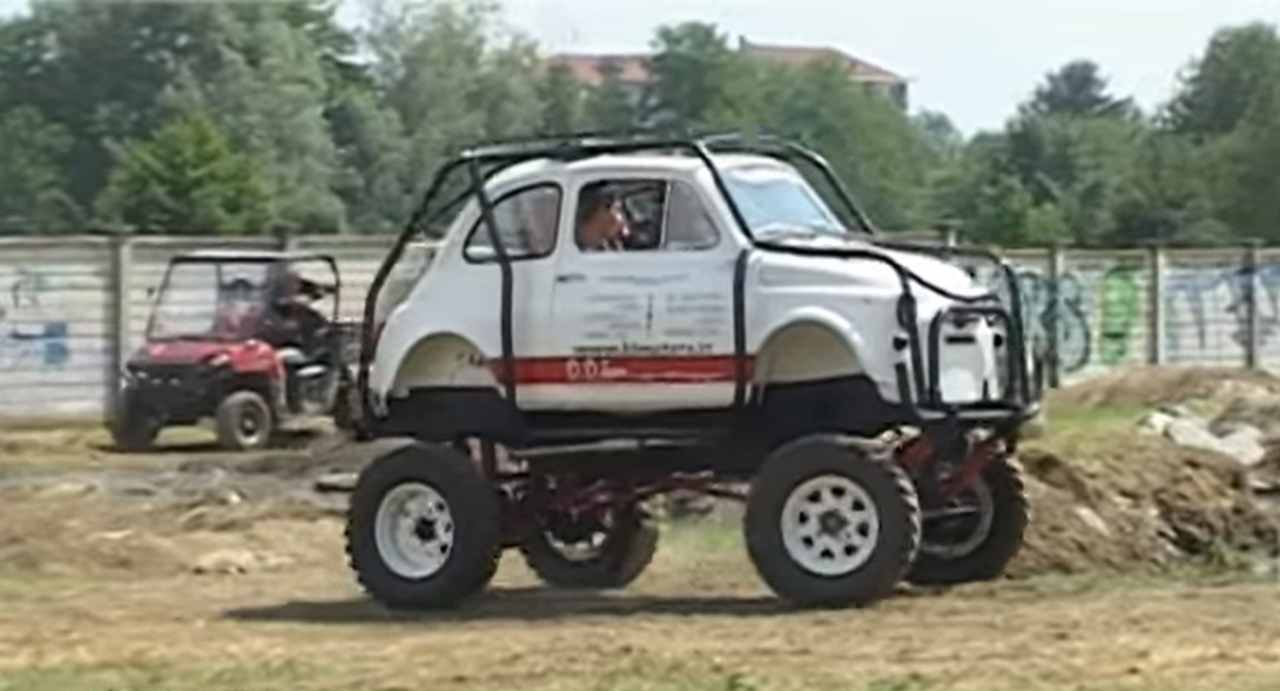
113 251 354 452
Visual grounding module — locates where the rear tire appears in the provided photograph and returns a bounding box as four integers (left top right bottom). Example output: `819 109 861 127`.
215 390 274 451
745 435 920 608
520 506 658 590
907 455 1029 585
346 442 500 609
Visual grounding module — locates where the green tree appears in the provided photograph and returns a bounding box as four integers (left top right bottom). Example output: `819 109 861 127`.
538 62 584 135
0 107 78 233
1110 133 1227 245
1210 79 1280 241
365 0 543 200
646 22 736 129
1023 60 1136 119
1166 22 1280 137
96 113 271 233
583 59 640 132
913 110 964 159
0 2 227 210
329 89 411 233
927 134 1062 246
0 1 360 232
168 9 350 232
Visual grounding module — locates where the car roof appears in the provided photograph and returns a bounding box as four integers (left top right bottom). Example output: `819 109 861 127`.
487 152 795 189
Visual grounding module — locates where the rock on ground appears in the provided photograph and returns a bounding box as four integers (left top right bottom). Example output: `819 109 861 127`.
191 548 290 575
1163 418 1266 467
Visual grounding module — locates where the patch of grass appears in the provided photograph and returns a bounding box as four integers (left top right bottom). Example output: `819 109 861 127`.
1041 399 1148 435
661 518 742 556
991 566 1271 599
546 655 858 691
0 660 322 691
864 675 933 691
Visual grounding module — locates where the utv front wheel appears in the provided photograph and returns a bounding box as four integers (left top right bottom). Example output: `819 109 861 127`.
111 388 160 452
520 506 658 589
907 455 1029 585
346 443 500 609
745 435 921 608
215 390 274 451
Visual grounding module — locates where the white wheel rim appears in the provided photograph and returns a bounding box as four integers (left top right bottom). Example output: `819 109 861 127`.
547 529 609 562
238 405 266 446
921 477 995 559
781 474 880 577
374 482 455 579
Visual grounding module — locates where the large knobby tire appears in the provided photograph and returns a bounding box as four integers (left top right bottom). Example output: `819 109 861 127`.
346 442 500 609
908 455 1029 585
745 435 921 608
111 389 160 452
215 390 275 452
519 506 658 590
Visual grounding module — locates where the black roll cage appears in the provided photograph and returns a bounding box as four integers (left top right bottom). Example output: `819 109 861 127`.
358 131 1038 432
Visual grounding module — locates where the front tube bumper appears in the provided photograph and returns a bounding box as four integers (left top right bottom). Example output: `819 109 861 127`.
890 258 1041 427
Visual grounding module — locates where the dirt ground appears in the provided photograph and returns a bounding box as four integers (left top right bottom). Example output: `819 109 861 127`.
5 369 1280 691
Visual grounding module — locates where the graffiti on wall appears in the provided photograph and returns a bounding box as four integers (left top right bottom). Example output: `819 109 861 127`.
1164 262 1280 359
0 268 70 371
985 263 1143 375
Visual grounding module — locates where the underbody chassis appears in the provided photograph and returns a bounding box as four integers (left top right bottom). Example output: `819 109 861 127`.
343 132 1042 609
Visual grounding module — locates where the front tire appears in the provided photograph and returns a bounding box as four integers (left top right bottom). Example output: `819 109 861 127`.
907 455 1029 585
346 443 500 609
519 505 658 590
111 387 160 452
745 435 921 608
215 390 274 451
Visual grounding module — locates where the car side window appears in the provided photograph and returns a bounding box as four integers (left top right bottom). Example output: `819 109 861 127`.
664 181 720 250
574 179 719 253
464 184 561 262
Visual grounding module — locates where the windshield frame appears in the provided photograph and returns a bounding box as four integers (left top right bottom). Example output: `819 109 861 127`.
145 258 269 342
144 256 340 343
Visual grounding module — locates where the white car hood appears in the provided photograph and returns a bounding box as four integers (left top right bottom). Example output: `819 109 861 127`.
757 235 990 300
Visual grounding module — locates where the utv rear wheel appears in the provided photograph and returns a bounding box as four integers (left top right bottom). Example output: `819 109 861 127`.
215 390 274 451
520 506 658 590
346 442 500 609
745 435 921 608
111 389 160 452
908 455 1029 585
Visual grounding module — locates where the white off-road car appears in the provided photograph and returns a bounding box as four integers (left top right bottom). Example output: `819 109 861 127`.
345 134 1041 609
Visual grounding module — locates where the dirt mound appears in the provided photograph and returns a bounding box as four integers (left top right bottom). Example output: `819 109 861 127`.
1055 366 1280 410
1010 374 1280 578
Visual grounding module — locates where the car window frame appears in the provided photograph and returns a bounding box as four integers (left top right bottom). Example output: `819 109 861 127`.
462 182 563 264
572 176 722 256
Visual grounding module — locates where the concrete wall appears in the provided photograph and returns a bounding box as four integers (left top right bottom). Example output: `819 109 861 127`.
1 235 1277 423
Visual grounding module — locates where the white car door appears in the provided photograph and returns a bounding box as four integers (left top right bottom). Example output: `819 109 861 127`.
452 183 562 408
539 177 739 412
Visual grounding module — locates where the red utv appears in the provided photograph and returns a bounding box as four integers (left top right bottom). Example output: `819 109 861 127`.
111 251 357 452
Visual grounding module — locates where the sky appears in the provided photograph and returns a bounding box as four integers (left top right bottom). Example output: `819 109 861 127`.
2 0 1277 134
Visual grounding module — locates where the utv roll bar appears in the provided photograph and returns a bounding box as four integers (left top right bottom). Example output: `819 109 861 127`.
356 131 1036 433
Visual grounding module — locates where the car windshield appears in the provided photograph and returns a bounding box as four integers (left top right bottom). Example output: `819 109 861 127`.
722 165 848 239
148 261 272 341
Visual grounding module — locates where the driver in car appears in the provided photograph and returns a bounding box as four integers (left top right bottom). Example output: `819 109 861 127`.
265 272 330 355
576 184 630 252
